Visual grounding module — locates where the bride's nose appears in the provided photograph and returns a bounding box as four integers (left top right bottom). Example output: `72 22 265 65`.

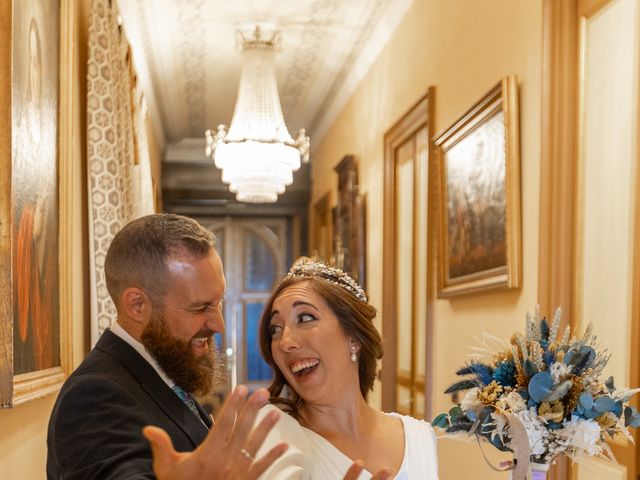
278 325 300 352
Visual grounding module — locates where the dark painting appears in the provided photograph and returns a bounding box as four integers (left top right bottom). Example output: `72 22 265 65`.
11 0 61 376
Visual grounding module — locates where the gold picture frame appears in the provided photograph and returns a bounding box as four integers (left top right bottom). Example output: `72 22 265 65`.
434 76 521 298
0 0 72 407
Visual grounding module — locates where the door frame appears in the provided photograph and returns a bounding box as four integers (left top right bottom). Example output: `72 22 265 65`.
381 89 435 418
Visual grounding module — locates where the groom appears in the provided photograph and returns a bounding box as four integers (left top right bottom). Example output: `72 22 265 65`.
47 214 285 479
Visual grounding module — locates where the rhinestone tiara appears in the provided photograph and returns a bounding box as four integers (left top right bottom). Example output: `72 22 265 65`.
284 257 368 303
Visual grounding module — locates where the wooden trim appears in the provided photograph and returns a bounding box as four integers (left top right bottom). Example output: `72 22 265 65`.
634 30 640 473
381 133 396 410
58 0 75 377
503 76 522 290
579 0 613 17
398 372 427 389
424 87 436 421
540 1 579 479
410 134 419 416
539 0 579 326
572 14 586 327
382 92 432 411
0 0 13 407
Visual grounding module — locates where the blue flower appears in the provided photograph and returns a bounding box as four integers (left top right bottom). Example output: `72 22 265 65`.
492 360 517 387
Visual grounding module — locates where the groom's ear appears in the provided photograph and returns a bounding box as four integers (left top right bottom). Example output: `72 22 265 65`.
122 287 152 325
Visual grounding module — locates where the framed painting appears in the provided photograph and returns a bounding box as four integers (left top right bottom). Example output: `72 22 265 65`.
434 76 521 297
0 0 70 407
332 155 366 288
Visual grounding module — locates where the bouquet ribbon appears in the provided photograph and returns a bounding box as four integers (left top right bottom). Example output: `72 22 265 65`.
476 413 532 480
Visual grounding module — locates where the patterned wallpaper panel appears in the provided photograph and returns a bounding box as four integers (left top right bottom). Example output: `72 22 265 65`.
87 0 154 344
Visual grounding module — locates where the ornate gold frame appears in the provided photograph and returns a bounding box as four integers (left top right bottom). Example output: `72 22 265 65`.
0 0 72 407
434 76 521 297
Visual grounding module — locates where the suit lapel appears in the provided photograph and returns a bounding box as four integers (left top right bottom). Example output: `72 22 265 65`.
96 330 212 447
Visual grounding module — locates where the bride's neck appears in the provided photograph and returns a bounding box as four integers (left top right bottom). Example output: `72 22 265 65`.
298 395 379 440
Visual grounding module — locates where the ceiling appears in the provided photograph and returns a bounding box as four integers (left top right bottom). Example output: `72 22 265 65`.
117 0 412 212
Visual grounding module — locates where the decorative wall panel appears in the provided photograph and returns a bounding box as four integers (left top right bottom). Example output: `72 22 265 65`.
87 0 153 343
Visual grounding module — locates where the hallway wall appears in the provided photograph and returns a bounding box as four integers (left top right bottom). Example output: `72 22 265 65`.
311 0 542 478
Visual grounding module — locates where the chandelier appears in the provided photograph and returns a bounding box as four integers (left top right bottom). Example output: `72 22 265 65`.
205 26 310 203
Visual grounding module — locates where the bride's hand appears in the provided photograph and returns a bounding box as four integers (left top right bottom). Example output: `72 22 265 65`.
342 461 392 480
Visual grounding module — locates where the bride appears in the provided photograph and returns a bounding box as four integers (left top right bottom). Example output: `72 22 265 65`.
255 259 439 479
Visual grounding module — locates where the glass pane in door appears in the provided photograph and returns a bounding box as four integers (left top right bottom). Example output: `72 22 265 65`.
210 227 226 359
245 302 272 382
245 231 275 291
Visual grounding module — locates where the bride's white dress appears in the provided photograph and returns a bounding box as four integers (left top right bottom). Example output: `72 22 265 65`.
256 404 439 479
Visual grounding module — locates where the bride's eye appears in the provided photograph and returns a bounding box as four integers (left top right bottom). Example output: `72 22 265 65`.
270 324 283 336
298 313 316 323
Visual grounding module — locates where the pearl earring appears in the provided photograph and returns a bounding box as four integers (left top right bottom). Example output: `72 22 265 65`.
350 345 358 363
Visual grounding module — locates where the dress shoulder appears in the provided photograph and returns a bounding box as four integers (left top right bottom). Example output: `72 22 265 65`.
386 412 439 480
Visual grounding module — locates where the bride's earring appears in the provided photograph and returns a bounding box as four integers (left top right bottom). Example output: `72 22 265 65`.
350 345 358 363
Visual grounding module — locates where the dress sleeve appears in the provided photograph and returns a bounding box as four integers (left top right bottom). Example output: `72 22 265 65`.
255 404 312 480
389 413 439 479
409 416 439 479
423 421 439 478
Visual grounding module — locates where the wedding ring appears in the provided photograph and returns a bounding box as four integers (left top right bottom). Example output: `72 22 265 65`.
240 448 253 461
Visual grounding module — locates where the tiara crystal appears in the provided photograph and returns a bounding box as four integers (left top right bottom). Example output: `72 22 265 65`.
284 258 368 303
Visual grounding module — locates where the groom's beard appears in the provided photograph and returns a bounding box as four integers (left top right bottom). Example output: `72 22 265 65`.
141 310 222 396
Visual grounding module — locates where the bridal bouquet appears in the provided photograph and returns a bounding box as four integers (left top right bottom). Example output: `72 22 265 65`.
433 307 640 474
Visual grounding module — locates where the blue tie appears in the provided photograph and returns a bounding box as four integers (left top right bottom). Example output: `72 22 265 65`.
172 384 201 419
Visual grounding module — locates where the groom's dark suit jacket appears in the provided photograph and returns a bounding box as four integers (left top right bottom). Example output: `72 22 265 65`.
47 329 213 479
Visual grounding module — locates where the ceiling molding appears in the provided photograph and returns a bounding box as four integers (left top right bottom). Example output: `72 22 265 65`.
118 0 412 146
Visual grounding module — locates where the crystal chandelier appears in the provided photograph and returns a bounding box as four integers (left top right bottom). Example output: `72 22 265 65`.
205 26 310 203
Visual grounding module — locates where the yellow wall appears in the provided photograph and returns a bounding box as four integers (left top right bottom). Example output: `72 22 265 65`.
311 0 542 478
0 0 91 477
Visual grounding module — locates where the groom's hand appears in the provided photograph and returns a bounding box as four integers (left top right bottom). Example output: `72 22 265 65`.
144 385 287 479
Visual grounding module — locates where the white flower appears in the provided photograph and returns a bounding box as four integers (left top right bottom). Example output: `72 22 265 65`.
558 417 602 456
460 387 482 413
612 387 640 403
490 412 509 443
550 362 571 383
496 390 527 413
514 408 548 456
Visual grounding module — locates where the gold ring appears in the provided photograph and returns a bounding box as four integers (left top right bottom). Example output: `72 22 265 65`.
240 448 253 461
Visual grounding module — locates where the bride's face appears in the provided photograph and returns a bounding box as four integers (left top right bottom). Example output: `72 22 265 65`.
268 282 359 404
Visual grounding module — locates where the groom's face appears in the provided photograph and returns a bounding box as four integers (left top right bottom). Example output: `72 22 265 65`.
141 249 226 395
